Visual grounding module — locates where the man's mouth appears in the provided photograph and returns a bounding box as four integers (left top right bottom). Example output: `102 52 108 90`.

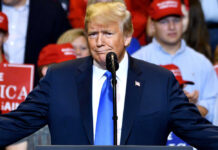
95 49 111 54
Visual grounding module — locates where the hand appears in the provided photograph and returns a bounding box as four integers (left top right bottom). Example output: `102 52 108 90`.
196 105 208 117
183 90 199 104
183 90 208 117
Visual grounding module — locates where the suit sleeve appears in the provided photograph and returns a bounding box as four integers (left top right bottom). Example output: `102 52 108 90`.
168 72 218 150
0 68 54 147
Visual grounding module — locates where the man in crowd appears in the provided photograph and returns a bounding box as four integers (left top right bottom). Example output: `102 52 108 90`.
1 0 71 85
133 0 218 123
0 1 218 150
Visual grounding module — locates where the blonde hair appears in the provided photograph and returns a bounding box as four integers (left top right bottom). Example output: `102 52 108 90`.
57 28 87 44
85 2 133 36
87 0 125 6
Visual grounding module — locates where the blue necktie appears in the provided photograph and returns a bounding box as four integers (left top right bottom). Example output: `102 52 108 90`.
95 71 113 145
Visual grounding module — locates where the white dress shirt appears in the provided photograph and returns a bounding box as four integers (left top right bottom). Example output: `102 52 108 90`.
2 0 30 64
92 52 128 145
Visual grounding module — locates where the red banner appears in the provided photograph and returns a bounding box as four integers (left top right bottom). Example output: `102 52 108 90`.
0 63 34 114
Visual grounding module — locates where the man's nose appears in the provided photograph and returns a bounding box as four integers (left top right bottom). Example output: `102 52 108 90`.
96 33 103 46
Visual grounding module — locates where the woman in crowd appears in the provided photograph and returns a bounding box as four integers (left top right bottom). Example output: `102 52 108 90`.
57 28 90 58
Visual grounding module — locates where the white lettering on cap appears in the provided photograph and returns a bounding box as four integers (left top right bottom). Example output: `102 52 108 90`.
157 1 178 9
171 69 181 77
61 48 76 56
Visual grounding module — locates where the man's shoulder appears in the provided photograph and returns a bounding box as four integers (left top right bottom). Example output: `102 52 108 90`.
49 56 92 73
130 56 172 77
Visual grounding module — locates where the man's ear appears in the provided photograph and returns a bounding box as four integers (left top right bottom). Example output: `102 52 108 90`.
124 35 132 47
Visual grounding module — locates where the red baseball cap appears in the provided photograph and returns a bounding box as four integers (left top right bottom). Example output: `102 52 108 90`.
149 0 183 20
0 12 8 33
160 64 194 85
38 43 76 67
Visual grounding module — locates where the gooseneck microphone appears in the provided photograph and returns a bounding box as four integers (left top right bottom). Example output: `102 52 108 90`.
106 52 119 145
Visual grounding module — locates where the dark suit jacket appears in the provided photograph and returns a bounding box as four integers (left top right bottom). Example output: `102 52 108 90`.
0 56 218 150
1 0 71 85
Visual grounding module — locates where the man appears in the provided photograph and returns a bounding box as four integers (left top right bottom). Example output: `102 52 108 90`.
0 1 218 150
1 0 71 85
133 0 218 122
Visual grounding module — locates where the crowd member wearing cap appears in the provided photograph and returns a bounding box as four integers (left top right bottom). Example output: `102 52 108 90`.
1 2 218 149
38 43 76 77
1 0 71 86
133 0 218 122
57 28 90 59
0 12 8 64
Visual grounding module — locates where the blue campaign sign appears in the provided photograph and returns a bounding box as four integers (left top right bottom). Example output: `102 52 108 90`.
167 132 188 146
167 132 197 150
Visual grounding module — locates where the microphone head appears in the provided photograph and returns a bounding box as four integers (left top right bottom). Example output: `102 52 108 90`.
106 52 119 73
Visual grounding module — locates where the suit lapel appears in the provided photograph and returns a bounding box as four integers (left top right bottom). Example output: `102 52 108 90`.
120 56 145 145
76 57 94 144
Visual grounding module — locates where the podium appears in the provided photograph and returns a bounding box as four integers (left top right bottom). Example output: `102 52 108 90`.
36 145 193 150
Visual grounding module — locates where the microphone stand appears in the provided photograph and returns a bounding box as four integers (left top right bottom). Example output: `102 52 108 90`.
111 56 118 146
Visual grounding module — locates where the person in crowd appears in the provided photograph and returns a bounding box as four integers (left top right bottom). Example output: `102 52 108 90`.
57 29 91 58
0 1 218 150
38 43 76 78
133 0 218 122
182 0 212 62
0 11 28 150
200 0 218 58
1 0 71 86
0 12 8 64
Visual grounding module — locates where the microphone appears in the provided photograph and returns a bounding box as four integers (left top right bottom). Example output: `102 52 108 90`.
106 52 119 74
106 52 119 145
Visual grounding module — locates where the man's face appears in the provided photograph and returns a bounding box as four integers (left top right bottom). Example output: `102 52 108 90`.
152 16 183 47
87 22 131 68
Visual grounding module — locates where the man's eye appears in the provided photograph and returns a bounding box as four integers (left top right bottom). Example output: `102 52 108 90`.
88 33 97 38
104 32 113 37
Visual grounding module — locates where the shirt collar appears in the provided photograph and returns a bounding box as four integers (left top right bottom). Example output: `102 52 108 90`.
93 52 129 80
152 38 186 56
